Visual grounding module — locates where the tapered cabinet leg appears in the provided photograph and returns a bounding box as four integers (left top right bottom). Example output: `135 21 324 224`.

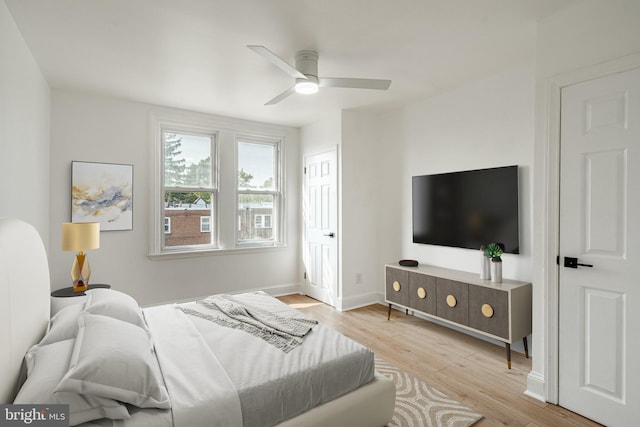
523 336 529 358
387 304 392 321
506 343 512 369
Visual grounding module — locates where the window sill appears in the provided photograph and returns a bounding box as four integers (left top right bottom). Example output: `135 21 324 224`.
148 244 288 261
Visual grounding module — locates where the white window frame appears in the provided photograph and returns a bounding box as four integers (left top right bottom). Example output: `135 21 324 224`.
162 127 217 251
149 113 219 258
200 216 211 233
236 136 283 246
149 112 287 259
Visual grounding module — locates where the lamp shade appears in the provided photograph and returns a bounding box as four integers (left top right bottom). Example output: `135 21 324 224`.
61 222 100 251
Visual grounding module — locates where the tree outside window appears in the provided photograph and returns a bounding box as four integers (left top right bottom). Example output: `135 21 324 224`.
163 131 216 248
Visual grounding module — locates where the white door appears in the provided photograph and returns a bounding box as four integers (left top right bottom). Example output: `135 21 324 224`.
303 149 338 306
559 67 640 426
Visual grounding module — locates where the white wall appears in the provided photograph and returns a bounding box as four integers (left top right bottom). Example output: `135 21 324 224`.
299 110 384 310
0 1 50 246
530 0 640 401
376 110 405 273
300 111 342 155
536 0 640 80
49 90 301 306
340 111 383 307
377 63 535 281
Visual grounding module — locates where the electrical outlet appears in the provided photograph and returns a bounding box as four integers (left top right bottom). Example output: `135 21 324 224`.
355 273 362 284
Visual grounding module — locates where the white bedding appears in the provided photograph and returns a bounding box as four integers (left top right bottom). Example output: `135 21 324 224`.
79 292 376 427
177 292 375 427
144 304 243 427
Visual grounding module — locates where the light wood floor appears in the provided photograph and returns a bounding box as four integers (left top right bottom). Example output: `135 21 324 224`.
278 294 601 427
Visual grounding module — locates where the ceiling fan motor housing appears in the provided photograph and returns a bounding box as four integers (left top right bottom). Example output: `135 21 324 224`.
295 50 319 80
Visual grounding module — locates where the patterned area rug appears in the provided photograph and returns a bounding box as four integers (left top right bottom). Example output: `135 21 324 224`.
376 358 483 427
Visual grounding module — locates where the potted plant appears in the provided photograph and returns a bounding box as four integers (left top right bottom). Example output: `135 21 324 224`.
484 243 503 283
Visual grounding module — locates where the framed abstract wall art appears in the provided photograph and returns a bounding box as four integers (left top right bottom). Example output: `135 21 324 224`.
71 161 133 231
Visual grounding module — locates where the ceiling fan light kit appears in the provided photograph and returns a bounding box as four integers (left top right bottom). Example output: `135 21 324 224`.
248 45 391 105
295 79 319 94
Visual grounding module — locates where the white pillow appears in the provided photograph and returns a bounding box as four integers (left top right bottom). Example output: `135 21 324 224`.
39 303 85 346
84 288 146 329
14 339 130 426
55 313 170 409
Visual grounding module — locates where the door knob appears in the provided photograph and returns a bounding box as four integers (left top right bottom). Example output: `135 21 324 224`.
323 232 335 238
564 256 593 268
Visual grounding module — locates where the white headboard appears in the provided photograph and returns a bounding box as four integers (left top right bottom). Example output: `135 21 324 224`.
0 218 50 403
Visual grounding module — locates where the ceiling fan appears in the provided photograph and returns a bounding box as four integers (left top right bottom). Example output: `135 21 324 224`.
247 45 392 105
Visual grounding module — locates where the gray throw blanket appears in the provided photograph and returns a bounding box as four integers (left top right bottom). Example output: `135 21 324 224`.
178 294 318 353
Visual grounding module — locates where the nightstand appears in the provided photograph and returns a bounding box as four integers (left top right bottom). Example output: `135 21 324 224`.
50 284 111 316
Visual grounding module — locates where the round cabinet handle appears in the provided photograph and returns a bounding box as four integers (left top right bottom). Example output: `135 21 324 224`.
393 281 401 292
482 303 494 318
417 287 427 299
446 294 457 307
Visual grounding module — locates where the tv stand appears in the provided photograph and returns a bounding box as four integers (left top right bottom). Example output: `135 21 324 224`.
385 263 531 369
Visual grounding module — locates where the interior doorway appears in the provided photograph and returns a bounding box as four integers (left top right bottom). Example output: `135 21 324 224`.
556 66 640 426
302 148 338 307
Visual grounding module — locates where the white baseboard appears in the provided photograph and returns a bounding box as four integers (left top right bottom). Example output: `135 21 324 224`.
525 371 546 402
256 282 304 297
337 292 380 311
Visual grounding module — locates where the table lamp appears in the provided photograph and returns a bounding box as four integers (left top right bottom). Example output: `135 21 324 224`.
61 222 100 292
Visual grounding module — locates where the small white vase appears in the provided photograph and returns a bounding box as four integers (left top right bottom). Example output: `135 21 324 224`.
490 260 502 283
480 254 491 280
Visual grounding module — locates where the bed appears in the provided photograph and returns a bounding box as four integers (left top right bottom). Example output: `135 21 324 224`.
0 218 395 427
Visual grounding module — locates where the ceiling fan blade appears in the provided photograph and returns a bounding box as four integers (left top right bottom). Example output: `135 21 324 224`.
265 86 296 105
319 77 391 90
247 45 306 80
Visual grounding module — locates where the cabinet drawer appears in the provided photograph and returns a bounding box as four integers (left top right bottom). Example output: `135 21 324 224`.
435 278 469 326
408 272 436 315
386 267 409 307
468 286 509 339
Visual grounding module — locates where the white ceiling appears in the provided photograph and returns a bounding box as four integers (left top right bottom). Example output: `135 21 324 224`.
6 0 575 127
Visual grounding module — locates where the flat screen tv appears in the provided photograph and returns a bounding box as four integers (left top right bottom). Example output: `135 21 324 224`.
412 165 519 254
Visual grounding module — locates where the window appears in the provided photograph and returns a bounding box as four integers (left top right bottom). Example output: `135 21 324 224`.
254 214 272 229
237 138 281 245
149 112 285 258
200 216 211 233
162 130 216 249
